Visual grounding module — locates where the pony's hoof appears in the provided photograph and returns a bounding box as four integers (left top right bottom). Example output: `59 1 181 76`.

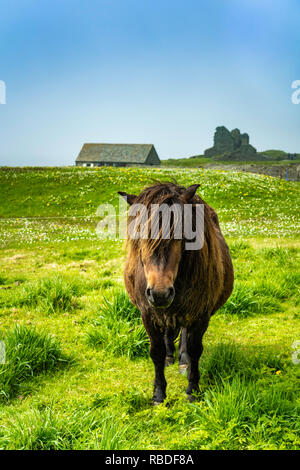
179 364 188 375
165 356 175 366
187 393 196 403
153 400 164 406
152 396 166 405
152 388 166 405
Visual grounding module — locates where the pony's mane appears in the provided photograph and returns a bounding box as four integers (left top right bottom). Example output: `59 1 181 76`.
126 182 198 257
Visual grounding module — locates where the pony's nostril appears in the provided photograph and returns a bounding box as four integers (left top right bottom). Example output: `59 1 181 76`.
146 287 152 298
168 287 175 298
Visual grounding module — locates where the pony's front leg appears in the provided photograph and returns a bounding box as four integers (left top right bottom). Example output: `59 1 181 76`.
185 321 208 401
142 315 167 404
151 336 167 404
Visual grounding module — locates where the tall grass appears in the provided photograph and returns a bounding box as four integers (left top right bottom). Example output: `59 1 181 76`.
0 407 132 450
0 325 71 401
228 240 251 258
261 247 297 266
87 290 149 359
189 376 300 450
2 276 85 314
220 282 281 317
199 342 285 385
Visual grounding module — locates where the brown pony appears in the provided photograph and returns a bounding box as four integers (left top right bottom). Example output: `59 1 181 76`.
118 182 234 403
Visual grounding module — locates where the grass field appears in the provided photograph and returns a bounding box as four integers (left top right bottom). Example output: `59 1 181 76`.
0 166 299 450
162 154 300 168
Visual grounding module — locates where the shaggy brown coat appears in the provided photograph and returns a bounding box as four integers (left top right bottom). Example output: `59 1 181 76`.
119 182 234 402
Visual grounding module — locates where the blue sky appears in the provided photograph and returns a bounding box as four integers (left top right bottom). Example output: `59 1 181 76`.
0 0 300 165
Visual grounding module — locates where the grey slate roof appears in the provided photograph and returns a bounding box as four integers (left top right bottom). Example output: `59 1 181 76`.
76 143 160 164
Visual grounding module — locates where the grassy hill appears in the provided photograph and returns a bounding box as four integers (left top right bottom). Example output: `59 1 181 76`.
260 150 300 161
0 166 299 450
162 151 300 168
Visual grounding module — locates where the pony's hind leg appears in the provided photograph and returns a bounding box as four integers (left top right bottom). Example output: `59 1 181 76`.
164 327 180 366
178 328 189 375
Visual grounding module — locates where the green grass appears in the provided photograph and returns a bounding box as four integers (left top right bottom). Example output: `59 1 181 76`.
86 290 149 359
161 153 300 168
0 325 71 401
219 282 282 317
162 156 213 167
2 276 83 313
0 166 299 450
260 149 300 161
0 407 132 450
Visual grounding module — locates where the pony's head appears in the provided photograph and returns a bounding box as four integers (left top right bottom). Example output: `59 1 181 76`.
119 182 200 308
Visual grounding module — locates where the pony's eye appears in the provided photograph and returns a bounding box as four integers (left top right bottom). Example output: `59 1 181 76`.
164 247 170 258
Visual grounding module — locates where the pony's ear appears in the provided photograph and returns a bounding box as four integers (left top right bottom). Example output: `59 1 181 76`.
181 184 200 203
118 191 137 205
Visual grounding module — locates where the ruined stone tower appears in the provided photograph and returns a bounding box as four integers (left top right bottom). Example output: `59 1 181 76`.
204 126 258 160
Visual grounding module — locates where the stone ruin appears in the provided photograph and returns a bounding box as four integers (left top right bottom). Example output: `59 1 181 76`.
204 126 259 161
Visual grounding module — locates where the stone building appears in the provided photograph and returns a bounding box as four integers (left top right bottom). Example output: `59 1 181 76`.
204 126 259 161
76 143 161 167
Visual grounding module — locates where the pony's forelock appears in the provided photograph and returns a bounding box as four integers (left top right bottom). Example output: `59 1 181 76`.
125 182 188 258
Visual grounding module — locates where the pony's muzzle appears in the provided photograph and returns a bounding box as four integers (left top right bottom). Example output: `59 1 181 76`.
146 286 175 308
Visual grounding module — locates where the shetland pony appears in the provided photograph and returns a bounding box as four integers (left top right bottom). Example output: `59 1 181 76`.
119 182 234 403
